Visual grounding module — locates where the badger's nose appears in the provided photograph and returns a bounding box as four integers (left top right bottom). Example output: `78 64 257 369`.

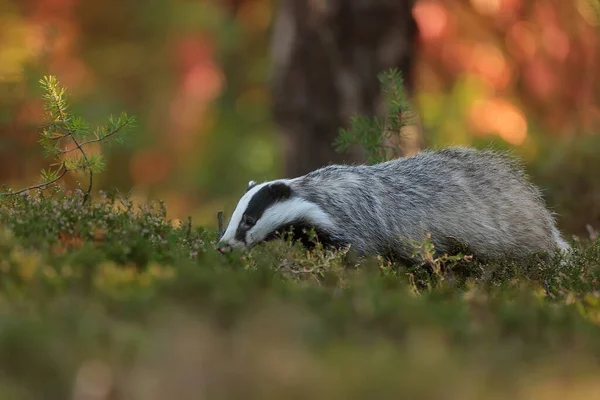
217 243 232 254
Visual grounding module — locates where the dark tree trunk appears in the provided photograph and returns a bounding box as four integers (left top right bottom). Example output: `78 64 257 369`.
270 0 419 178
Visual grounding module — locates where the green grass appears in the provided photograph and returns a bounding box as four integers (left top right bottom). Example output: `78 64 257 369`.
1 189 600 399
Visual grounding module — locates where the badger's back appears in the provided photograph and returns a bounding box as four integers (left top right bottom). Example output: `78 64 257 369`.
291 147 566 261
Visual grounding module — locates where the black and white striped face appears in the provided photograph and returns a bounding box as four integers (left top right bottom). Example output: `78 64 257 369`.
217 179 334 252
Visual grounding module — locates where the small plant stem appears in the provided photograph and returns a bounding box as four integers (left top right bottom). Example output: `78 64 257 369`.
2 165 68 196
59 121 131 155
217 211 224 240
49 84 93 204
1 76 134 200
49 131 70 140
186 216 192 240
67 135 93 204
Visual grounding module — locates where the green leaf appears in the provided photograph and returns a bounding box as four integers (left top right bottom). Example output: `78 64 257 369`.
333 68 413 164
40 168 60 184
87 153 107 173
64 155 82 171
69 116 90 139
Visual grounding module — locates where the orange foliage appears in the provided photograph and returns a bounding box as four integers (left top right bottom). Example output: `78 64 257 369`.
1 0 599 225
167 34 225 156
414 0 599 144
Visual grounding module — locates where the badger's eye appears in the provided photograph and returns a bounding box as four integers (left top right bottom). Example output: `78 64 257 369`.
242 215 257 227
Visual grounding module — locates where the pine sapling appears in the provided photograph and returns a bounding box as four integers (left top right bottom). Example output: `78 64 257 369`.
334 68 417 164
0 75 136 203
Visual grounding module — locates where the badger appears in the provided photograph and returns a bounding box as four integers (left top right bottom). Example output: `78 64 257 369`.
217 147 570 263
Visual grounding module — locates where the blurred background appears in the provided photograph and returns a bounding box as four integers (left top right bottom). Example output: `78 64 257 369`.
0 0 599 237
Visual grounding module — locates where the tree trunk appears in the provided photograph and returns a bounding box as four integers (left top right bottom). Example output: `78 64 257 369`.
270 0 419 178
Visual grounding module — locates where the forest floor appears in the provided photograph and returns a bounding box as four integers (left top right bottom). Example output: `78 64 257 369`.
1 189 599 400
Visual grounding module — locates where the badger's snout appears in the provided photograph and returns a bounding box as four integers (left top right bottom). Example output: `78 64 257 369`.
216 238 247 253
216 242 233 254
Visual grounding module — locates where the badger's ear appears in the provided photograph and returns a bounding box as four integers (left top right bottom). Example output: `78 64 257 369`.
269 182 291 200
246 180 257 192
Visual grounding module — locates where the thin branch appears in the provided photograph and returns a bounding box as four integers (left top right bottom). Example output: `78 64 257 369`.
58 121 131 155
217 210 224 240
48 84 93 204
2 77 134 202
287 267 322 274
186 216 193 240
50 132 70 141
2 165 68 196
282 265 323 285
84 167 93 203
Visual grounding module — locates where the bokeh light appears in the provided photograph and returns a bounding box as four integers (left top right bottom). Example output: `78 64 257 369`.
413 1 449 41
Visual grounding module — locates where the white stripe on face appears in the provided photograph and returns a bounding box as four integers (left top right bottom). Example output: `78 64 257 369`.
219 179 295 248
219 182 269 248
246 197 335 246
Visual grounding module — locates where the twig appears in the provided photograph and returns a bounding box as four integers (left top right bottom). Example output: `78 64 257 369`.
217 211 224 240
186 216 192 240
281 264 323 284
287 267 321 274
278 259 324 275
48 85 93 204
59 121 131 155
586 224 598 241
1 77 134 202
50 132 70 141
66 135 92 204
1 164 68 196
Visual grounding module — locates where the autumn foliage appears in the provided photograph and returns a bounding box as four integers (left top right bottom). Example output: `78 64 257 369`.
0 0 599 233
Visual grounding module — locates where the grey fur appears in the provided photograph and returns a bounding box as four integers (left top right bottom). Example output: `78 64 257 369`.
226 147 570 261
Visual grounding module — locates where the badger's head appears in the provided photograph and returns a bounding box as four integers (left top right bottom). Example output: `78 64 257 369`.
216 179 334 253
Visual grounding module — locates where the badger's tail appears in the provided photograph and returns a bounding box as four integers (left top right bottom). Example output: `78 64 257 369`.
552 226 570 252
551 226 571 268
